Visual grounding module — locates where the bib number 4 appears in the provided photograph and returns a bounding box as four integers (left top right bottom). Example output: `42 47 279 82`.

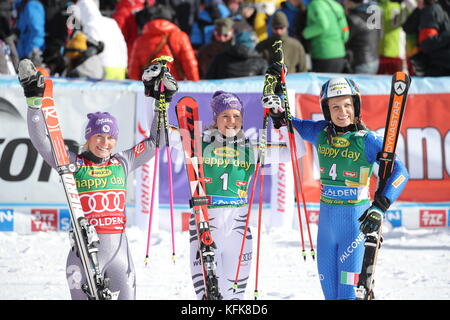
329 163 337 181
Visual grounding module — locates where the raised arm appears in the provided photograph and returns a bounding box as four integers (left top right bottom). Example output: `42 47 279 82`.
19 59 77 169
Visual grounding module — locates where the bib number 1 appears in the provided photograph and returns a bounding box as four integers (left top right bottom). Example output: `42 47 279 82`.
220 173 229 191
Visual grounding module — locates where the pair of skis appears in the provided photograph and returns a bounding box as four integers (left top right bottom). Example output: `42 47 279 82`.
175 97 222 300
354 72 411 300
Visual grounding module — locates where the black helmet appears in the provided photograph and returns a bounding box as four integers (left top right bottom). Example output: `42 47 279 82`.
319 78 362 122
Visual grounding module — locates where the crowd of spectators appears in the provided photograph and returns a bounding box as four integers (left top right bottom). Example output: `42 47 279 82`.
1 0 450 80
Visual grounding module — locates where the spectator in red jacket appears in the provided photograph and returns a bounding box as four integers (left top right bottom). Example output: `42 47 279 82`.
112 0 155 59
128 4 199 81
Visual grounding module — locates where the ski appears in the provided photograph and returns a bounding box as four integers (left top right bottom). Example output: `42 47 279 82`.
41 79 115 300
354 71 411 300
175 96 222 300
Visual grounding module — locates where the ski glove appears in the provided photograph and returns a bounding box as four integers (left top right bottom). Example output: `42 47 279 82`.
261 94 287 129
266 61 288 79
18 59 45 99
142 62 178 102
264 62 286 98
359 205 384 235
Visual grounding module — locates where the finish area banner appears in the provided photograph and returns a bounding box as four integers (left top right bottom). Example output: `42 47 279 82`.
297 92 450 203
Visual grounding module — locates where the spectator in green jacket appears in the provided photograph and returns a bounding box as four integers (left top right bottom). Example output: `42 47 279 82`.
303 0 349 73
255 10 307 73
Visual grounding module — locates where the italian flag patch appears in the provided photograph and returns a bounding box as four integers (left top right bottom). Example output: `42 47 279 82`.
341 271 359 285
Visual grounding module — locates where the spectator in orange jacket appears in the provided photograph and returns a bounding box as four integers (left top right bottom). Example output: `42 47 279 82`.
128 4 199 81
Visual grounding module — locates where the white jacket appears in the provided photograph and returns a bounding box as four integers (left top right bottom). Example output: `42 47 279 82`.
76 0 128 68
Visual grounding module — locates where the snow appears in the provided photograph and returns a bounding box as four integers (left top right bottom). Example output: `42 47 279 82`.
0 221 449 300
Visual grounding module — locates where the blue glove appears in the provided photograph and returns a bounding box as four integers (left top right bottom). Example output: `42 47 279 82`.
358 205 384 235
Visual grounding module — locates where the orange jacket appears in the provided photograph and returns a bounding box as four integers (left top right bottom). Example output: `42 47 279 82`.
128 19 199 81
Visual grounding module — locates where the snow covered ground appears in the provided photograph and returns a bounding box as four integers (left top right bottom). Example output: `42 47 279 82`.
1 220 449 301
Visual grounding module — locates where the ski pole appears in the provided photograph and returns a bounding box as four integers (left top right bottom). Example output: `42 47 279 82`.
262 54 305 258
253 111 270 300
144 95 161 266
157 56 177 264
232 109 270 294
144 56 176 265
272 40 315 260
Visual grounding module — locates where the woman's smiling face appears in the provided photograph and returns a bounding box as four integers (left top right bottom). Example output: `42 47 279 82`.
87 133 117 158
328 95 355 127
216 108 243 137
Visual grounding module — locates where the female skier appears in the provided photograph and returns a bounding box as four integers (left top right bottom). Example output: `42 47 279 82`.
18 59 178 300
142 61 305 300
262 75 409 300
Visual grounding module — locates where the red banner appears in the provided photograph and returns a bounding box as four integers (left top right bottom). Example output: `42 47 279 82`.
296 93 450 203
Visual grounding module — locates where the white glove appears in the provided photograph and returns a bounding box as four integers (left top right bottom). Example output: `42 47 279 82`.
142 61 178 101
261 94 285 114
142 62 178 92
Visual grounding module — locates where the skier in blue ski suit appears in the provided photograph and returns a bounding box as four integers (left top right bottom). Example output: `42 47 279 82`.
262 75 409 300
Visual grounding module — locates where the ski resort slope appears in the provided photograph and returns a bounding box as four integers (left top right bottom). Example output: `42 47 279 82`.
0 223 449 300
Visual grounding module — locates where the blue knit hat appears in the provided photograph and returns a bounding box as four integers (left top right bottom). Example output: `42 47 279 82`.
210 91 244 121
85 112 119 140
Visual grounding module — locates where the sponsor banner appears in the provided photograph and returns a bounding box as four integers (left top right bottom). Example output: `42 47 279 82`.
2 202 450 232
0 209 14 231
386 209 402 228
31 209 58 232
297 91 450 203
59 208 72 231
320 184 368 201
419 209 447 227
2 75 450 232
0 79 136 207
134 93 159 232
306 209 320 225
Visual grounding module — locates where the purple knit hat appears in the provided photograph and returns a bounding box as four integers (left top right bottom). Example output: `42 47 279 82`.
210 91 244 121
84 112 119 140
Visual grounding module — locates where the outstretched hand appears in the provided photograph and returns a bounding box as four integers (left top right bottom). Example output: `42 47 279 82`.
18 59 45 99
142 61 178 102
261 95 287 129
